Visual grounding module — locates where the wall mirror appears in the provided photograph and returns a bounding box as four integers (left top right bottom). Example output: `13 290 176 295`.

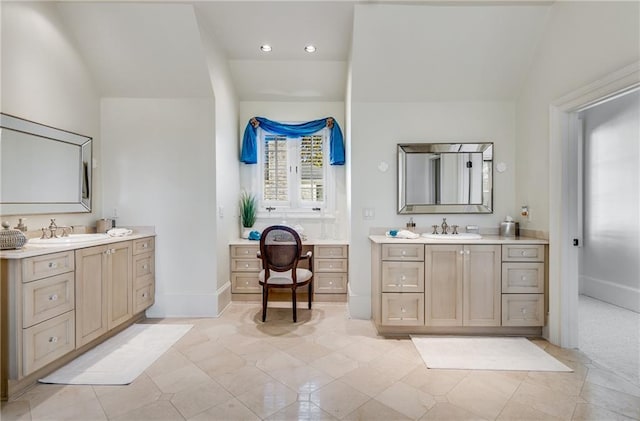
0 113 92 215
398 142 493 214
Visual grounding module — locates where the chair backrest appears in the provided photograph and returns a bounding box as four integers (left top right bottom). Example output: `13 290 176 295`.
259 225 302 273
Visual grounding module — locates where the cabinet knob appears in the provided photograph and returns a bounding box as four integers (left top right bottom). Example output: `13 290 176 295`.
459 250 465 255
48 294 58 301
521 276 527 281
521 308 527 315
245 281 250 285
401 275 406 281
48 262 58 268
49 336 58 343
143 265 148 270
401 307 406 313
466 250 470 255
142 293 147 298
245 250 249 254
142 243 148 248
329 281 333 285
401 250 406 256
245 264 249 268
521 250 526 256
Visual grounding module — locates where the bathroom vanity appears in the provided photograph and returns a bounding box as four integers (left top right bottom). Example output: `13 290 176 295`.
370 234 547 336
0 229 155 400
229 239 349 302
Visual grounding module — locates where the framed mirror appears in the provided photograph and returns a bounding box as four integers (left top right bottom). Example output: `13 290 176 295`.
398 142 493 214
0 113 92 215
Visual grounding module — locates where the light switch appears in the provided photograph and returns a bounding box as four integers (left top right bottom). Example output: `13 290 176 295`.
363 208 375 219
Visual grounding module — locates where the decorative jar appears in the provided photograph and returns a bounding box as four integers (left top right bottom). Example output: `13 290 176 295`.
0 221 27 250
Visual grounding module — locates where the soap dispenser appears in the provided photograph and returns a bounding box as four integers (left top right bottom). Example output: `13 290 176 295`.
406 217 416 232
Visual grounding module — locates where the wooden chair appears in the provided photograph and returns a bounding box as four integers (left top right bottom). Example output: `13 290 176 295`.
257 225 313 322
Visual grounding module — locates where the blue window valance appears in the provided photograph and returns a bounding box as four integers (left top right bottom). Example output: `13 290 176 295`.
240 116 345 165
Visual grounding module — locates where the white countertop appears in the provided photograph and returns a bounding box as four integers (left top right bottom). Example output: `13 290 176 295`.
369 234 548 245
230 238 349 246
0 227 156 259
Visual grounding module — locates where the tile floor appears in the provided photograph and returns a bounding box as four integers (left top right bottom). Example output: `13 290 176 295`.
2 302 639 420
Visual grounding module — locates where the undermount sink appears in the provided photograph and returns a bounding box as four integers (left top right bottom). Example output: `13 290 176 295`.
421 233 482 240
28 233 110 246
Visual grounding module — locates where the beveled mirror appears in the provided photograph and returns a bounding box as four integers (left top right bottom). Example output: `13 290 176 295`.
0 113 92 215
398 142 493 214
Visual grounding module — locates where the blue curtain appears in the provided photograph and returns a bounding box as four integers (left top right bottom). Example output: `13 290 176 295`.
240 116 345 165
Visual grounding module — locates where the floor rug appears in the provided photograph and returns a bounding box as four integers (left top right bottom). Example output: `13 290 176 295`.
411 336 572 372
39 323 192 385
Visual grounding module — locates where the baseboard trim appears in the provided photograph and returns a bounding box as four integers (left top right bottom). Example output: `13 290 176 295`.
580 275 640 313
146 292 218 317
216 282 232 316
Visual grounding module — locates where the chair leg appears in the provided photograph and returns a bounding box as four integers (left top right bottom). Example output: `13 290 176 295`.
292 288 297 322
308 280 313 309
262 287 268 322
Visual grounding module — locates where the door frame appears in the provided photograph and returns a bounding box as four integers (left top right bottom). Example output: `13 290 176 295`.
548 61 640 348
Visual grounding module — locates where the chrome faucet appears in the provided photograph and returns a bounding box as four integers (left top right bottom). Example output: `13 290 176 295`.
40 219 72 239
441 218 449 234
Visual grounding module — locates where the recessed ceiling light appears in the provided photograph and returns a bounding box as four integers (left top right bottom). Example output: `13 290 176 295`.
260 44 272 52
304 45 316 53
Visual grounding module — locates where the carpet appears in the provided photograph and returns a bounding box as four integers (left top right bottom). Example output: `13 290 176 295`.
411 336 572 372
39 323 192 385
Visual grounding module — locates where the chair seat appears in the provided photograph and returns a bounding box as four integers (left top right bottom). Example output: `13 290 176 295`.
259 268 312 285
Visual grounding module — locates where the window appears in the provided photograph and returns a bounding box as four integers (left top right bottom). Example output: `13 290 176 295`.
259 130 330 214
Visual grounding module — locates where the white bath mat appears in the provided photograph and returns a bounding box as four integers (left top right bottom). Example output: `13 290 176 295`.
39 323 192 385
411 336 572 372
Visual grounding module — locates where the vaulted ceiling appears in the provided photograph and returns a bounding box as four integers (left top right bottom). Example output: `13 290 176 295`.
53 1 553 102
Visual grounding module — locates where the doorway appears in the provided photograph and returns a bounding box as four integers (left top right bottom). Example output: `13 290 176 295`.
576 89 639 386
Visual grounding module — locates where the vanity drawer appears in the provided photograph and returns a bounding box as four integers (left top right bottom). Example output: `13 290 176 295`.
22 310 75 376
501 294 544 326
381 293 425 326
22 251 74 283
315 258 347 273
502 244 545 262
231 258 262 272
231 245 260 259
133 252 155 279
134 282 154 314
314 245 348 259
133 237 155 255
23 272 75 328
502 263 544 293
315 273 348 294
381 261 424 293
381 244 424 261
231 273 261 293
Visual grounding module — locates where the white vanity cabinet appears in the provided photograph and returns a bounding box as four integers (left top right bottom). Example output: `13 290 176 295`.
1 233 155 400
370 235 547 336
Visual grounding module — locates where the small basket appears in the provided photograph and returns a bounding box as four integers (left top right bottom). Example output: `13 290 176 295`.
0 221 27 250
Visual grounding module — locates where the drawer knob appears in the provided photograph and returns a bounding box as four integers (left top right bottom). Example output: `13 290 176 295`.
521 250 526 256
401 250 406 255
143 243 148 248
49 336 58 343
143 265 148 270
459 250 465 255
245 264 249 268
48 262 58 269
401 307 406 313
329 281 333 285
401 275 406 281
521 308 527 315
142 293 147 298
48 294 58 301
521 276 527 281
245 281 250 285
329 264 333 268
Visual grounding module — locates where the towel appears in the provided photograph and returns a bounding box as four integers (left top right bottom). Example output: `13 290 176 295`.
107 228 133 237
386 229 420 239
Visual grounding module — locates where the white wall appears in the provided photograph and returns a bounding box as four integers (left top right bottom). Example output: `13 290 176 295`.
1 2 101 228
349 101 517 318
238 101 347 240
101 98 217 317
580 90 639 312
516 1 640 235
196 14 240 313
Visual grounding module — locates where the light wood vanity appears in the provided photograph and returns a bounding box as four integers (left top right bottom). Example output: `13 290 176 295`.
229 239 349 302
370 235 548 336
0 230 155 400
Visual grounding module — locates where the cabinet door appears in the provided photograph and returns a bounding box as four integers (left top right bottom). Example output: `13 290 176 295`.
107 242 133 330
75 245 108 347
425 245 463 326
463 245 501 326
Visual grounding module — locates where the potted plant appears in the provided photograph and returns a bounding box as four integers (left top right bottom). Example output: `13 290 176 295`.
239 191 257 238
